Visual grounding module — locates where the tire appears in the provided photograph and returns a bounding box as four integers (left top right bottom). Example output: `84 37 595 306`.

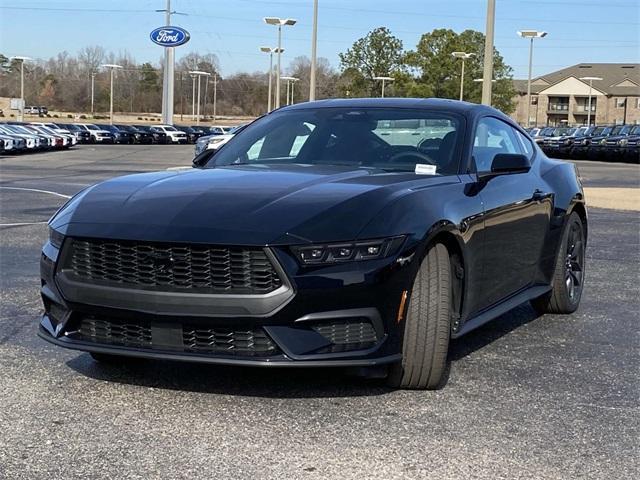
387 243 451 390
532 211 585 314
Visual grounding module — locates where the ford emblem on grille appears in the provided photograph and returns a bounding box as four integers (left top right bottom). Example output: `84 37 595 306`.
141 252 180 273
150 26 191 47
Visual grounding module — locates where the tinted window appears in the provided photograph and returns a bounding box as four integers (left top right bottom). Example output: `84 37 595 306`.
473 117 521 172
208 108 462 175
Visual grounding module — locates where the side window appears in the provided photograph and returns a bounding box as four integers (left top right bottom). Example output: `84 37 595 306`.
515 130 535 160
473 117 520 172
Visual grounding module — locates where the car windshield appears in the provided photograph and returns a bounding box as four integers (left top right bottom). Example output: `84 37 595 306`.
631 126 640 135
86 125 99 130
207 108 462 174
164 126 178 131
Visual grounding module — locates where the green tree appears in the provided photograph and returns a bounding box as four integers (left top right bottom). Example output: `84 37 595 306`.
406 29 516 113
338 27 404 97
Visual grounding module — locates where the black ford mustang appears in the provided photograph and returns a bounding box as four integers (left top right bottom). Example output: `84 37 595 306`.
39 99 587 389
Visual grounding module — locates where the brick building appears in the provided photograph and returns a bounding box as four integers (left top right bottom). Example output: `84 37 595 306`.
511 63 640 127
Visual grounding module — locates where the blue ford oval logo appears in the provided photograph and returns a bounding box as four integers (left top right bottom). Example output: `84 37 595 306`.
150 26 191 47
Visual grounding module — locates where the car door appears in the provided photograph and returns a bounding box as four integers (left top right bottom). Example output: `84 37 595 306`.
473 116 551 310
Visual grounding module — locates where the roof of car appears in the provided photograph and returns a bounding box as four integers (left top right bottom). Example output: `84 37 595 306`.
280 97 493 113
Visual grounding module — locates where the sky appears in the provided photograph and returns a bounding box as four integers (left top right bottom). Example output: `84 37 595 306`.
0 0 638 79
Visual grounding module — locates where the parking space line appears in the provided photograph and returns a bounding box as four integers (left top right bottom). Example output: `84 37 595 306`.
0 221 48 227
0 187 72 199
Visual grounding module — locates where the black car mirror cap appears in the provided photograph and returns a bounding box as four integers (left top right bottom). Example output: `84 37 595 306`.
478 153 531 181
192 149 216 168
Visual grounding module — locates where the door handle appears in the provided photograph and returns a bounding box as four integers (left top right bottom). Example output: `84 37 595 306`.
532 189 546 201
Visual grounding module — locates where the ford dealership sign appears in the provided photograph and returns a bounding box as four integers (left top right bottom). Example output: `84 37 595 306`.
150 26 190 47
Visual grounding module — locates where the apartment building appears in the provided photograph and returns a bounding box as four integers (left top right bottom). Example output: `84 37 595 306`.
511 63 640 127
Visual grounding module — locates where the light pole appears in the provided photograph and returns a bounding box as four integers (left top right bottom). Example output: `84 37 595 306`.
579 76 602 126
309 0 319 101
260 47 284 112
451 52 475 101
518 30 548 127
264 17 297 109
281 76 299 105
90 72 96 114
189 71 210 125
10 56 31 122
101 64 122 125
212 74 218 121
373 76 394 98
190 74 196 120
481 0 495 106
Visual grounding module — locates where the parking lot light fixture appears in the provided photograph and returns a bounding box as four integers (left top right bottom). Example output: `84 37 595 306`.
451 52 475 101
518 30 548 127
260 47 284 112
101 64 123 125
579 76 603 126
373 76 394 98
10 56 32 122
281 76 299 105
264 17 297 109
188 71 211 125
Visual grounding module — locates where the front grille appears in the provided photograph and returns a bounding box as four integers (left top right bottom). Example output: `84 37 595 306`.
312 319 379 353
65 238 283 294
73 316 279 356
78 316 153 348
183 326 278 356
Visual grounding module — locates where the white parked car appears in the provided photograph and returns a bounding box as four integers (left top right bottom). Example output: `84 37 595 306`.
73 123 115 143
194 124 247 156
152 125 188 144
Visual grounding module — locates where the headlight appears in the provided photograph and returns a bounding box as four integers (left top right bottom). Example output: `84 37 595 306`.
618 138 629 146
292 236 406 265
208 137 225 145
49 227 65 249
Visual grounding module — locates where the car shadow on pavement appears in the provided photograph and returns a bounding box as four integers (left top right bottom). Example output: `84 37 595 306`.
65 303 541 397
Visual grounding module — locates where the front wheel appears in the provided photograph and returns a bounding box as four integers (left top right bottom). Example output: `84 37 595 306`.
387 243 451 390
532 211 585 314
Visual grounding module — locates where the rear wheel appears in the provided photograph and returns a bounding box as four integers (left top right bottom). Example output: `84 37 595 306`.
387 243 451 390
532 211 585 314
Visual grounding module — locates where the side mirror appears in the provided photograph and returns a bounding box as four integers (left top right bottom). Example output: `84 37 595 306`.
478 153 531 181
192 149 215 168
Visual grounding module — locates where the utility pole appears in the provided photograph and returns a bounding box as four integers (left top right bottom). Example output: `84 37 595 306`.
309 0 318 101
481 0 495 106
203 75 209 120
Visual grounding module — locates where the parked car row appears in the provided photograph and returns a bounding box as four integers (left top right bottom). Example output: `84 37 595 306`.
526 125 640 163
0 121 78 154
0 122 240 154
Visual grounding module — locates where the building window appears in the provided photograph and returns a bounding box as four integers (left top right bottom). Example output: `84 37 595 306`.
616 97 626 108
636 98 640 109
530 96 538 105
615 118 624 125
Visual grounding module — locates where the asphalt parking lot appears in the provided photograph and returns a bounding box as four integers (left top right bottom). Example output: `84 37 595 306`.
0 145 638 479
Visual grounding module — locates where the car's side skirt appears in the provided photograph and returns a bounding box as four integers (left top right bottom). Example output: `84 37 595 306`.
452 284 552 339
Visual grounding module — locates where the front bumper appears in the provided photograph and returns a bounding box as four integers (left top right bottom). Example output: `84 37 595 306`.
39 236 416 367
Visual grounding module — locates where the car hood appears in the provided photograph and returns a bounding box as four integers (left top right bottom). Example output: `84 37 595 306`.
52 164 457 245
